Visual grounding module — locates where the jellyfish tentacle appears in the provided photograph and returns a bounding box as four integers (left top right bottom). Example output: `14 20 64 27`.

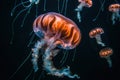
31 40 45 72
11 1 29 16
8 52 32 80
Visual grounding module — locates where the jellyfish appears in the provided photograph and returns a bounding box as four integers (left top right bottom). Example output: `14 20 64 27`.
92 0 119 21
89 27 105 47
10 0 40 44
108 3 120 24
75 0 92 22
99 47 113 68
31 12 81 78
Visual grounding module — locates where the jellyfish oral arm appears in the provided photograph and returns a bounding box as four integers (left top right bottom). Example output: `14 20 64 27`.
31 40 45 72
75 4 83 22
95 35 105 47
75 4 83 11
106 57 112 68
111 13 116 24
111 12 120 24
77 11 81 22
43 44 80 79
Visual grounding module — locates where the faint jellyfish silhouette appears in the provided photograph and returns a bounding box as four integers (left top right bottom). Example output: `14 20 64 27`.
75 0 92 22
99 47 113 68
32 12 81 78
108 3 120 24
89 27 105 47
10 0 40 44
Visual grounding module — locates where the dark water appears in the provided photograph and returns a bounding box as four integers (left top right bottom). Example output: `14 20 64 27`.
1 0 120 80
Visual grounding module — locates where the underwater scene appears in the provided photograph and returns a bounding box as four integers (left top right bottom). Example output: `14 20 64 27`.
1 0 120 80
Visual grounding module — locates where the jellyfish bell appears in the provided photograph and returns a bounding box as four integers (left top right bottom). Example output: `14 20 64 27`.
109 4 120 12
89 27 105 47
33 12 81 49
108 4 120 24
89 27 104 38
32 12 81 78
99 47 113 58
99 47 113 68
75 0 92 22
79 0 93 7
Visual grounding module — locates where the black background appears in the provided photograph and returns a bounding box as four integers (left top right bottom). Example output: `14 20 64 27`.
1 0 120 80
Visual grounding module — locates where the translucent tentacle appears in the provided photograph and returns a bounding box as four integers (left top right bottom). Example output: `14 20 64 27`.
8 51 32 80
61 0 66 13
21 0 32 8
11 1 29 16
21 6 32 27
44 0 46 11
92 0 105 21
10 7 29 44
25 69 33 80
27 33 35 47
58 0 60 13
72 48 76 62
60 50 69 67
35 4 38 18
64 0 68 15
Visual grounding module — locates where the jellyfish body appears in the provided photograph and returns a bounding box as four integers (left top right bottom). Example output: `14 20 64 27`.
32 12 81 78
108 4 120 24
89 27 105 47
99 47 113 68
75 0 92 22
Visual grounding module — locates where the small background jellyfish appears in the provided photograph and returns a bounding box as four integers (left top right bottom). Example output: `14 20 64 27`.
31 12 81 79
93 0 119 21
75 0 92 22
99 47 113 68
89 27 105 47
108 3 120 24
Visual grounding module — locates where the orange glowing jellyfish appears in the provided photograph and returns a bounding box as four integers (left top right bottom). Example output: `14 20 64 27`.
89 27 105 46
75 0 93 22
33 12 81 49
32 12 81 78
108 4 120 24
99 47 113 68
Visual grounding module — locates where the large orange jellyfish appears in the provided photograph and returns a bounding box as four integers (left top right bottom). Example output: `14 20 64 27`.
32 12 81 78
75 0 92 22
108 3 120 24
99 47 113 68
89 27 105 47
